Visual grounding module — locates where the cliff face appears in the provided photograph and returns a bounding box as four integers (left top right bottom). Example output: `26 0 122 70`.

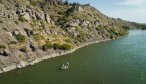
0 0 141 73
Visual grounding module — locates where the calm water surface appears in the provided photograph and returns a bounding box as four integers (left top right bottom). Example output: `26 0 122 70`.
0 30 146 84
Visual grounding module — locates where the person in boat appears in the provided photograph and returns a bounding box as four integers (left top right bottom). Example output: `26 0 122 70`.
60 62 69 70
66 62 69 65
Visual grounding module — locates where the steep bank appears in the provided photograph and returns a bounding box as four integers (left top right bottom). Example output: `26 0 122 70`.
0 38 111 73
0 0 142 73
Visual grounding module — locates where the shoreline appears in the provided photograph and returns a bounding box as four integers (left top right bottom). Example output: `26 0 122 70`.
0 39 111 74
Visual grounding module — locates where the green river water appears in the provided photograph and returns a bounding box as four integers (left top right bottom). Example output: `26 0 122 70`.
0 30 146 84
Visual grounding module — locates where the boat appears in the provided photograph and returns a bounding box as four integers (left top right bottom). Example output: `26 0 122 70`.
60 62 69 70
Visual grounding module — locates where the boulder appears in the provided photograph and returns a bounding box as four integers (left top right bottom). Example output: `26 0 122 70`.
35 12 44 20
0 50 10 56
45 29 51 34
12 31 19 36
7 32 13 36
66 20 80 27
24 29 34 36
77 6 84 12
23 13 31 21
16 61 26 68
29 44 36 52
44 13 51 23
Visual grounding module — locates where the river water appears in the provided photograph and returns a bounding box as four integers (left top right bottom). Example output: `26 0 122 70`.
0 30 146 84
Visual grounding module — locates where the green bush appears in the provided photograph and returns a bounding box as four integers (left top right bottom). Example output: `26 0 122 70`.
53 43 71 50
65 39 72 44
123 26 130 30
40 21 45 29
65 7 74 16
96 26 103 31
64 0 69 5
142 25 146 30
53 43 61 50
43 42 53 49
0 45 6 49
18 16 27 22
110 28 116 33
61 43 71 50
30 20 37 27
30 0 42 6
15 34 26 42
30 1 38 6
33 34 44 41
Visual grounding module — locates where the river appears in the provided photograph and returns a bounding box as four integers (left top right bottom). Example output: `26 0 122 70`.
0 30 146 84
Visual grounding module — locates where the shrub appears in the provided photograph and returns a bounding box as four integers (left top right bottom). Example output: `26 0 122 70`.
58 11 64 15
20 46 28 53
40 21 45 29
33 34 44 41
18 16 27 22
30 23 35 27
14 21 19 25
110 28 117 33
110 28 123 36
83 3 90 6
3 27 8 31
53 43 71 50
30 0 42 6
122 26 130 30
96 26 103 31
0 0 2 3
53 43 62 50
64 0 69 5
30 1 38 6
15 34 26 42
65 39 72 44
0 45 6 49
24 28 29 32
142 25 146 30
30 20 37 27
72 2 80 6
16 0 23 3
10 41 17 44
44 42 53 48
61 43 71 50
0 20 3 23
65 7 74 16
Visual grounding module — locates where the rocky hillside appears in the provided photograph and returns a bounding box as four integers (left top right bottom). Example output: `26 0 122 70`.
0 0 142 73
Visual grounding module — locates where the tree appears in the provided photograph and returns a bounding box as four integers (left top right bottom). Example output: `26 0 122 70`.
64 0 69 5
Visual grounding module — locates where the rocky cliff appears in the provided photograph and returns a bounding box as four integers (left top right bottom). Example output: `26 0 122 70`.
0 0 142 73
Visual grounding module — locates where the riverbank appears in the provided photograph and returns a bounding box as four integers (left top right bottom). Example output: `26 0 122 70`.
0 38 113 74
1 30 145 84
